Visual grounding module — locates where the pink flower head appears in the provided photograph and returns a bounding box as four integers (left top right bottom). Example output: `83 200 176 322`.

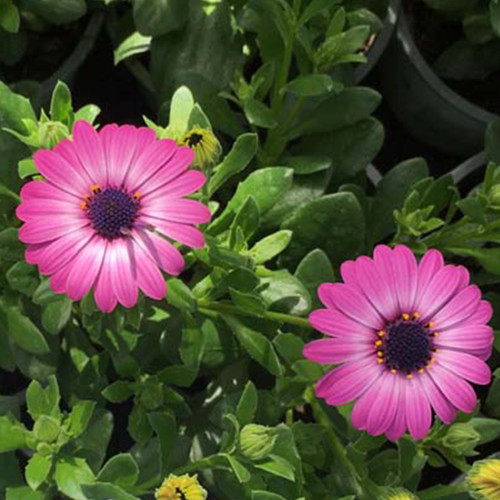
304 245 494 441
17 121 210 312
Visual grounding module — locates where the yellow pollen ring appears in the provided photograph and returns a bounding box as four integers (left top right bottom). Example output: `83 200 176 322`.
391 369 397 374
413 312 420 319
377 358 384 364
80 202 88 210
418 368 424 374
375 340 383 347
90 184 101 193
402 313 410 321
377 351 384 358
378 330 386 338
428 321 435 329
406 374 413 379
83 194 91 200
133 191 141 199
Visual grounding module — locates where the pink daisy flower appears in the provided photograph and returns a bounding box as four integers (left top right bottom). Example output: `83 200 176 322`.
17 121 210 313
304 245 494 441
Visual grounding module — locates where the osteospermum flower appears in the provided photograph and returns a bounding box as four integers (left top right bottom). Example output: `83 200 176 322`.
304 245 493 440
467 459 500 500
180 127 221 168
156 474 207 500
17 120 210 312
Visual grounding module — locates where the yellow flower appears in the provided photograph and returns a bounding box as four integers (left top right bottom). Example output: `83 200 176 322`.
180 127 221 168
156 474 208 500
383 489 419 500
467 458 500 500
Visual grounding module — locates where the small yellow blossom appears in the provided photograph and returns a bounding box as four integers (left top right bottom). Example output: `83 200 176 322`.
180 127 221 168
467 459 500 500
156 474 208 500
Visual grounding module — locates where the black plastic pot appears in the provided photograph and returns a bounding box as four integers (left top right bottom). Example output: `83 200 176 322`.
379 6 498 158
354 0 401 84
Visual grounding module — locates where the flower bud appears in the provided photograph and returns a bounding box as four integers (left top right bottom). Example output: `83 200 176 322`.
38 121 69 149
382 488 419 500
466 458 500 500
442 422 480 456
489 185 500 210
180 127 221 169
238 424 276 461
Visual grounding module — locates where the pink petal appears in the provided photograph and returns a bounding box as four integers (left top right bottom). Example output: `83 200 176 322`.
94 243 117 313
308 308 375 340
385 381 407 441
315 359 383 405
435 325 494 351
50 263 73 294
340 260 358 286
365 372 400 436
32 227 94 274
71 121 107 187
416 249 444 297
20 180 79 203
414 265 463 320
427 364 477 414
125 138 177 191
436 351 491 385
467 300 493 324
142 170 206 201
137 146 195 195
143 218 205 249
432 285 481 330
132 240 166 300
108 239 138 308
16 198 81 221
303 339 371 364
33 149 90 196
132 229 185 276
66 237 107 300
391 245 418 314
142 199 211 224
353 256 399 321
405 378 432 440
419 373 457 425
19 219 90 244
318 283 384 330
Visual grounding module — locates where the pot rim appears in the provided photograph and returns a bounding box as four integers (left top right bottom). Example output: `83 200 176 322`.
354 0 402 83
396 4 498 124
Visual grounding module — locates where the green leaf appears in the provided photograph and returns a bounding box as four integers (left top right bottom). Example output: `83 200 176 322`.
82 483 140 500
250 230 292 264
54 456 95 500
42 296 72 335
1 302 50 355
26 376 60 420
244 98 277 128
133 0 188 37
219 454 251 483
208 133 258 196
294 249 335 307
114 31 151 65
369 158 429 244
26 454 51 491
447 247 500 276
68 401 96 437
486 368 500 417
236 381 258 426
0 81 36 134
209 167 293 235
230 196 260 246
33 416 60 443
0 415 27 452
299 0 340 25
0 0 20 33
486 119 500 164
254 454 295 481
490 0 500 37
50 81 73 125
470 417 500 445
74 104 101 125
285 74 335 96
285 155 332 175
97 454 139 488
166 279 197 312
252 492 287 500
22 0 86 24
223 316 283 376
18 158 38 179
6 487 46 500
6 262 38 296
149 411 177 475
273 333 305 364
281 193 365 269
102 381 134 403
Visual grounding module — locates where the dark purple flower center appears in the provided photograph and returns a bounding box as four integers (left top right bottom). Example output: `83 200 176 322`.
87 187 139 239
376 317 436 375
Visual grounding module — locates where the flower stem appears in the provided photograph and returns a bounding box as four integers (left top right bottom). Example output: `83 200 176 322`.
303 386 366 498
197 300 311 329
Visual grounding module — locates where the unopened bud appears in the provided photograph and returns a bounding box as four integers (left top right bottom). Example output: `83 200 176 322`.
239 424 276 461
